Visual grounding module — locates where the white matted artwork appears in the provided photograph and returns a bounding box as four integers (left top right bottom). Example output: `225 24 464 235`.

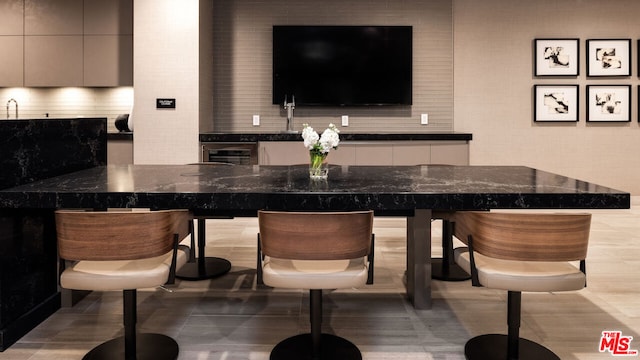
534 39 579 76
534 85 579 122
586 39 631 76
586 85 631 122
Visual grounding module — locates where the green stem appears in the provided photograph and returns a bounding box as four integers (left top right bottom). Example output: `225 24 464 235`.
310 152 326 169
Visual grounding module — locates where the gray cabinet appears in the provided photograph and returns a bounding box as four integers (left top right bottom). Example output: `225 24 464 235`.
392 143 432 165
83 0 133 86
259 142 309 165
0 1 24 87
0 37 23 87
259 141 469 166
84 0 133 35
430 142 470 165
24 0 83 35
108 138 133 165
84 35 133 86
0 0 24 35
25 36 83 86
354 144 394 165
1 0 133 87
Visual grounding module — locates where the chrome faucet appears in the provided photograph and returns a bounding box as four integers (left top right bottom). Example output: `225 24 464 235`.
283 95 296 133
6 98 18 119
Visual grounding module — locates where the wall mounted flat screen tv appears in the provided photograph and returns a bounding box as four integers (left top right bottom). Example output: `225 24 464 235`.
273 25 412 106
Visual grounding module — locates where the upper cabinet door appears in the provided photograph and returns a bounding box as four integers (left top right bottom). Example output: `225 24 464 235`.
84 35 133 86
0 0 24 35
24 36 83 86
0 37 24 86
25 0 83 35
84 0 133 35
8 0 133 87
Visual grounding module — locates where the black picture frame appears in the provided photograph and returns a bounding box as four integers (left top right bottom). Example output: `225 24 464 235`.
534 85 579 122
638 85 640 122
637 40 640 78
586 85 631 122
586 39 631 77
534 38 579 76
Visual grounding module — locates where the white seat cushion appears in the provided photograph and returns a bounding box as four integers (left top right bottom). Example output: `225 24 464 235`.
454 248 586 292
61 246 189 291
262 256 369 289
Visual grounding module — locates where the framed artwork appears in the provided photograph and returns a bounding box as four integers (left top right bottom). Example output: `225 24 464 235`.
534 38 579 76
638 85 640 122
586 85 631 122
637 40 640 77
586 39 631 76
534 85 579 122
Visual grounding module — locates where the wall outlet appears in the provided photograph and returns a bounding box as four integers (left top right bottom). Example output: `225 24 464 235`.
252 115 260 126
421 113 429 125
342 115 349 126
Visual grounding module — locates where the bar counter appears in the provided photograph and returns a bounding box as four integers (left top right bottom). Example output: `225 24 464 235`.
0 163 629 349
0 164 627 213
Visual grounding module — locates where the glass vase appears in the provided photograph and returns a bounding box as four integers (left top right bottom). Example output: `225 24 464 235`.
309 152 328 180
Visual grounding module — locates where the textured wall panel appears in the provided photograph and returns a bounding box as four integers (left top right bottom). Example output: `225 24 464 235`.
212 0 453 133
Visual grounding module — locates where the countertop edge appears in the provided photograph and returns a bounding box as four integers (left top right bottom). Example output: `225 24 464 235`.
108 132 133 140
200 132 473 142
109 132 472 142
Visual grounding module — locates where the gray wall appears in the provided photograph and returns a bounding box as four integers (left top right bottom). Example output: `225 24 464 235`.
211 0 453 133
454 0 640 195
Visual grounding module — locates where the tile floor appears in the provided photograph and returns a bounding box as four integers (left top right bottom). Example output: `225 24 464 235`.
3 205 640 359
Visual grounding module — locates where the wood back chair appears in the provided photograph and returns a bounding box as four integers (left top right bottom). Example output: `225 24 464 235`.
451 211 591 262
55 209 192 360
258 210 373 260
56 209 191 261
257 210 374 360
450 211 592 360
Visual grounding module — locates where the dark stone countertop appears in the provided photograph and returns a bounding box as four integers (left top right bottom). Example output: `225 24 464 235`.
0 164 628 216
200 132 472 142
107 131 133 140
0 117 107 351
1 118 107 189
108 132 472 142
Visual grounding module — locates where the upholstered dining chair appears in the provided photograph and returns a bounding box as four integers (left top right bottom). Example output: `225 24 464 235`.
257 210 374 360
451 211 592 360
55 209 192 360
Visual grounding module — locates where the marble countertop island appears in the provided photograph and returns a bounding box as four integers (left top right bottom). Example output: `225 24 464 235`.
0 164 628 214
0 164 629 321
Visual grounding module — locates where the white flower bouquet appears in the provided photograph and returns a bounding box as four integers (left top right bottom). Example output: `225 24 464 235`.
301 123 340 179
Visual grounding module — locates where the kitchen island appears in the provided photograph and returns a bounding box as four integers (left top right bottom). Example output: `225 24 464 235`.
0 163 629 349
0 117 106 351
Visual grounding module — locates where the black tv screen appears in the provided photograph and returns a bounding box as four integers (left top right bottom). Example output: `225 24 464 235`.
273 25 412 106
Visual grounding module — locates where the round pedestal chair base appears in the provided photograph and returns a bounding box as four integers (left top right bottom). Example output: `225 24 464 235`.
431 258 471 281
270 333 362 360
83 333 179 360
465 334 560 360
175 257 232 280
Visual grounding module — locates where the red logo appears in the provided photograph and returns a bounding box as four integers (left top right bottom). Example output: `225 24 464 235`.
600 331 638 356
